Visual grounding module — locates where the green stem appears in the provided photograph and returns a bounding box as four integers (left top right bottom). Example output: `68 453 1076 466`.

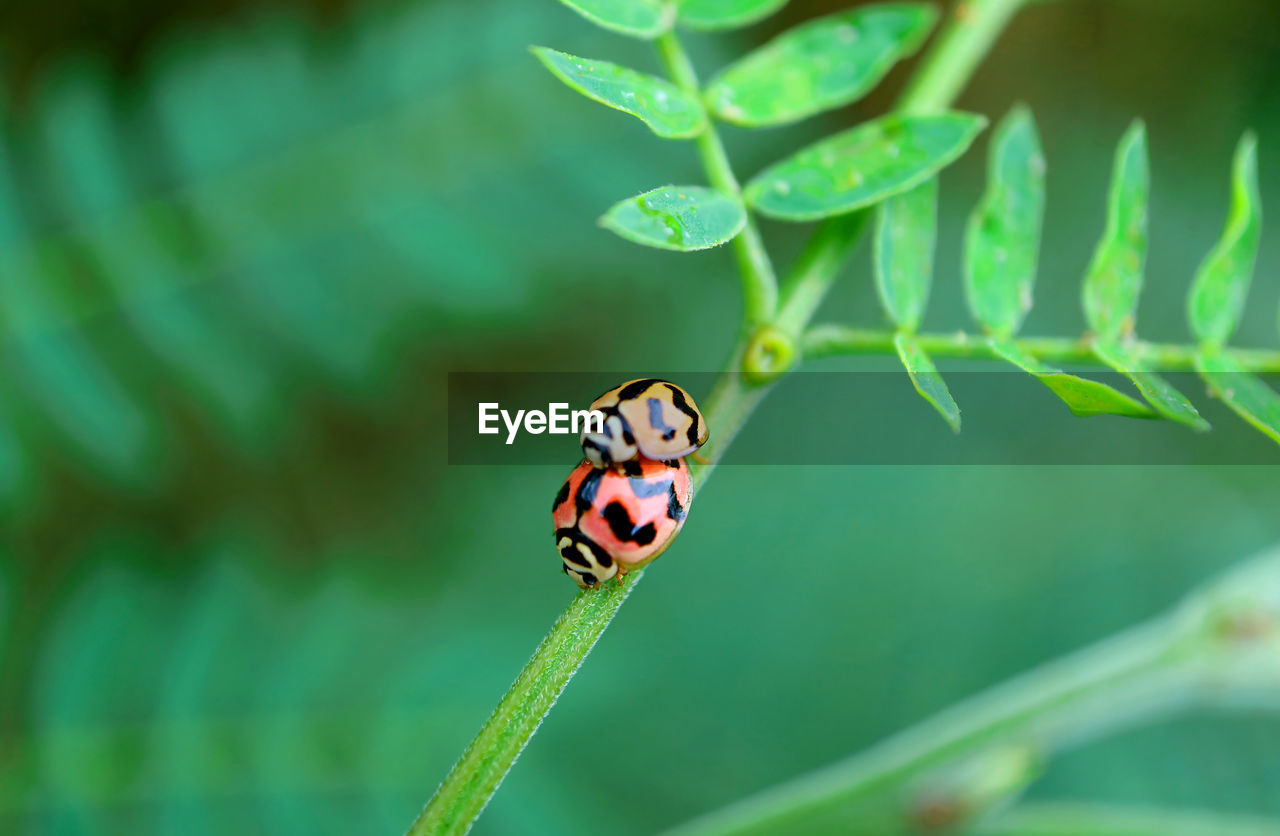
897 0 1027 114
666 546 1280 835
981 803 1280 836
656 31 778 326
773 212 871 337
408 372 764 836
802 325 1280 373
414 2 1033 832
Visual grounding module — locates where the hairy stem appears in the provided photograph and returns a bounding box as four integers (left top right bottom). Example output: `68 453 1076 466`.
412 2 1032 832
802 325 1280 373
656 31 778 326
897 0 1027 114
408 374 764 836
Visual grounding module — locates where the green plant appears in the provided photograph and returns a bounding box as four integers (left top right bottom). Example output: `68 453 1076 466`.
412 0 1280 833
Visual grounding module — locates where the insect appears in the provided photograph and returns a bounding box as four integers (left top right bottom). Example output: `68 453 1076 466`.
552 456 693 588
580 378 709 470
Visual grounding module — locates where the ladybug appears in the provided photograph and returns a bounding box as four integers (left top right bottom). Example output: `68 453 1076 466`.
552 456 693 588
580 378 709 470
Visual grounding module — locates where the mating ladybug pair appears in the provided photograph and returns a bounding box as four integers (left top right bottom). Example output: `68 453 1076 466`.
553 379 709 589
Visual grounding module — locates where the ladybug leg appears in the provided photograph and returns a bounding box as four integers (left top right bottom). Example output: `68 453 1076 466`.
690 451 711 465
615 565 629 584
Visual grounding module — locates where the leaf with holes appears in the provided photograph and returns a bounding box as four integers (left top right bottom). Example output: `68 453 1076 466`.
744 112 985 221
965 106 1046 339
704 4 936 127
1197 348 1280 444
1082 122 1149 341
533 48 706 139
1093 341 1209 431
1187 133 1262 347
555 0 675 38
677 0 789 30
894 332 960 431
874 177 937 332
600 186 746 251
991 339 1154 419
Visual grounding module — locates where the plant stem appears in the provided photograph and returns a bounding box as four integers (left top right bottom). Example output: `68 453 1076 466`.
413 2 1033 832
773 212 871 337
802 325 1280 373
656 31 778 326
897 0 1028 115
408 371 764 836
666 545 1280 835
406 575 641 836
980 803 1280 836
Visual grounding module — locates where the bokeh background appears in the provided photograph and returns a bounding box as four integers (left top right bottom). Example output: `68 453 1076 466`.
3 0 1280 832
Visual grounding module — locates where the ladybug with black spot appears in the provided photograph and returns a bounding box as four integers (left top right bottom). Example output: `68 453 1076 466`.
552 456 693 589
580 378 709 472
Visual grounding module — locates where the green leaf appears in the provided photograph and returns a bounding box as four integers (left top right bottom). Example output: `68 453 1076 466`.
532 48 706 139
894 332 960 431
991 339 1155 419
1082 121 1149 340
744 112 986 221
554 0 675 38
677 0 789 31
874 177 937 331
965 106 1046 338
1196 348 1280 444
703 4 936 127
1187 133 1262 347
600 185 746 251
1093 341 1210 430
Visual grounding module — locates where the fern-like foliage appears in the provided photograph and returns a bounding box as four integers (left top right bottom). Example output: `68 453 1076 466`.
861 109 1276 440
540 0 1280 448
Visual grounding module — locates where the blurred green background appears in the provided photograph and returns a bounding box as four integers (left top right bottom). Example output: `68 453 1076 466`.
3 0 1280 832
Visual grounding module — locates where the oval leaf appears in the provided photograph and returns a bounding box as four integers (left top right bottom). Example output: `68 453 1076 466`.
600 185 746 251
1197 348 1280 445
1093 340 1210 430
678 0 789 31
532 48 706 139
965 106 1046 338
991 339 1154 419
894 332 960 431
1082 121 1149 340
555 0 674 38
744 112 986 222
874 177 937 331
1187 133 1262 347
704 4 936 127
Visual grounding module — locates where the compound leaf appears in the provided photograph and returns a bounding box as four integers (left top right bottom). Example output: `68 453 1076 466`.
555 0 675 38
894 332 960 431
1093 341 1210 431
677 0 789 31
744 112 985 221
965 106 1046 338
1082 121 1149 341
704 4 936 127
991 339 1155 419
600 185 746 251
874 177 937 332
532 48 706 139
1187 133 1262 347
1196 348 1280 445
